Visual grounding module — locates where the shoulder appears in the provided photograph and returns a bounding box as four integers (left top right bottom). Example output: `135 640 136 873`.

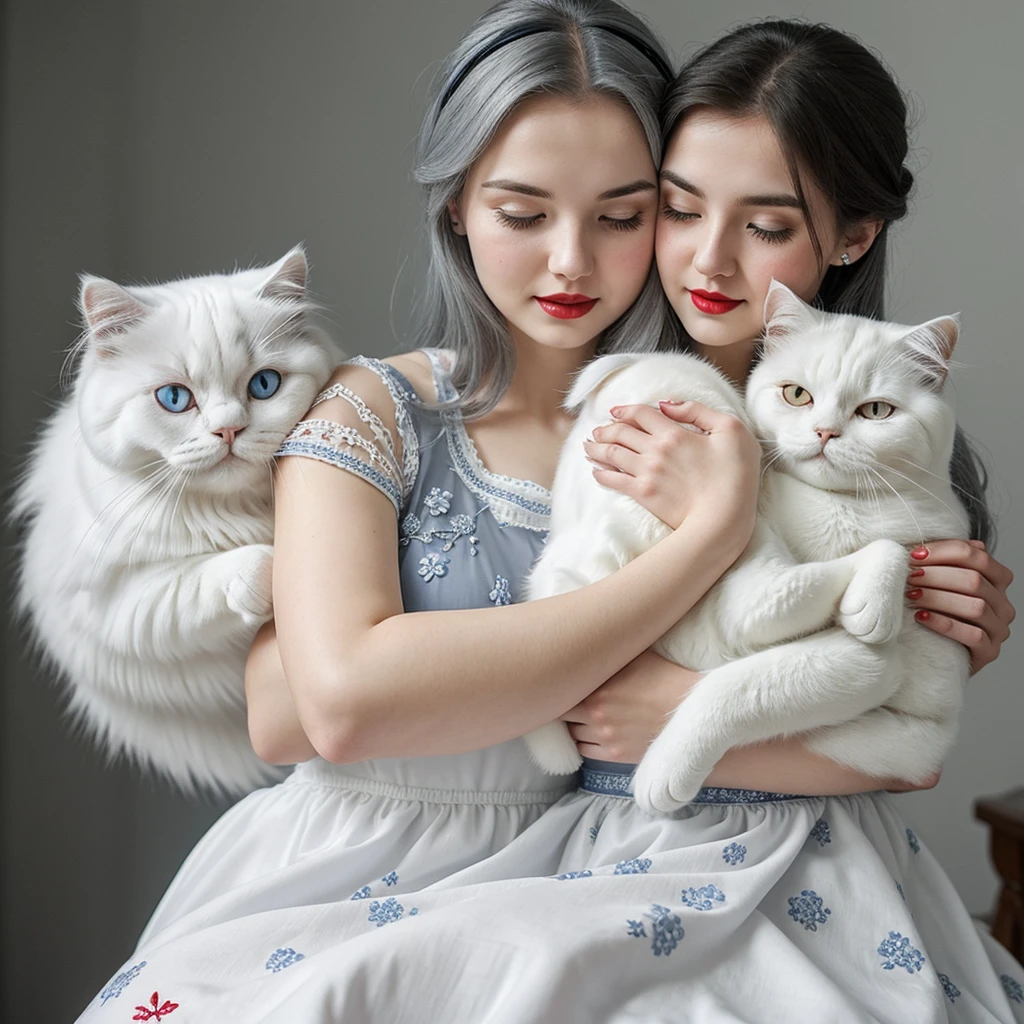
382 351 436 401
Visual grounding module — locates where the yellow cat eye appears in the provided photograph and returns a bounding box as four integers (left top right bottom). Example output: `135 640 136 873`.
781 384 813 407
857 400 896 420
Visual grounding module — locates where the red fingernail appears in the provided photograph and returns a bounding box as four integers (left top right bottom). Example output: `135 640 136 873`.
910 547 929 560
906 589 922 600
908 568 925 578
915 609 931 622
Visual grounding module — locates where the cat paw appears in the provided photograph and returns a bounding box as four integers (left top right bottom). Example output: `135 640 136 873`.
225 544 274 628
839 539 907 645
524 723 582 775
630 744 708 816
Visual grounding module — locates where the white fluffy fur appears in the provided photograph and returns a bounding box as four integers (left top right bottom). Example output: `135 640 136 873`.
525 280 969 814
12 248 339 794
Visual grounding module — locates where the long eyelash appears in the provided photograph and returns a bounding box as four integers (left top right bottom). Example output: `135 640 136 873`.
603 213 644 232
661 204 696 223
750 225 795 244
494 209 542 230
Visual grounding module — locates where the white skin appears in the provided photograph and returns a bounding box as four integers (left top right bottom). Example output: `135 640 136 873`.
564 109 1015 773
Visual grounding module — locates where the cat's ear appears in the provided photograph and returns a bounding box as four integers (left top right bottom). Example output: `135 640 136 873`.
762 279 816 345
79 276 148 354
564 354 640 410
260 246 308 302
901 314 960 390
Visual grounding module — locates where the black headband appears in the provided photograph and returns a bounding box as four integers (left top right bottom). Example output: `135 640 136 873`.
437 22 673 113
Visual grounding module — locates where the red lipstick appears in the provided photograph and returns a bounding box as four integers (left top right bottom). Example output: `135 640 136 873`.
535 293 598 319
689 289 743 315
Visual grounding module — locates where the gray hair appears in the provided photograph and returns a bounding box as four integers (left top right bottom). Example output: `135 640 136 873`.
413 0 674 419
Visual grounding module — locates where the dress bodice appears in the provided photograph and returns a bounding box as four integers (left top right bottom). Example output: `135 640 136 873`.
279 349 573 798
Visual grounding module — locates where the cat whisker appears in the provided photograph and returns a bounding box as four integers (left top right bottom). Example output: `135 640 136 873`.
863 465 925 546
891 456 977 502
868 460 967 527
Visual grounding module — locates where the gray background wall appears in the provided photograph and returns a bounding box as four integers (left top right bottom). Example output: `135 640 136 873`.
2 1 1021 1020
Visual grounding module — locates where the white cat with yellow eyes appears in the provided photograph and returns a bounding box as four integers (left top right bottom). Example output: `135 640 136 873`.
13 248 338 794
525 280 970 813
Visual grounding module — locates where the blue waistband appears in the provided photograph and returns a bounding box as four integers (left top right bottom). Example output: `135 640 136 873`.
579 759 807 804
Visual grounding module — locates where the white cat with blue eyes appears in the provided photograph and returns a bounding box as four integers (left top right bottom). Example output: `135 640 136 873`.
525 280 970 814
13 248 338 793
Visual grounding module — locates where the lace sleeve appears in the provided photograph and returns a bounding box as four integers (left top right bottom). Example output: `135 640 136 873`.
275 360 419 515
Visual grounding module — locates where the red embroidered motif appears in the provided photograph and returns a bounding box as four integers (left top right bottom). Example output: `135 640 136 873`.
132 991 179 1021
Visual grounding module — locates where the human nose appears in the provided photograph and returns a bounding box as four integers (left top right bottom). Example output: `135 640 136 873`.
547 219 594 282
691 217 736 280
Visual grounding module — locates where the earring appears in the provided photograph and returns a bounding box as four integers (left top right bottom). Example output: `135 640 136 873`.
840 252 851 266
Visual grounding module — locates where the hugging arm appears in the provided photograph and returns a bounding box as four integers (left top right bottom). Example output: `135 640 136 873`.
248 358 762 766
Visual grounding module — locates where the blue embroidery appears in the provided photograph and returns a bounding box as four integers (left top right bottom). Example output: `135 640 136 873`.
937 973 960 1004
410 907 420 916
722 842 746 866
589 824 601 844
877 931 925 973
895 880 905 901
578 765 806 803
615 857 652 875
906 828 921 854
418 553 450 582
368 897 406 927
449 513 475 537
265 947 305 973
642 904 685 957
350 885 371 900
424 487 452 516
787 890 832 931
99 961 147 1005
626 919 647 938
382 871 398 887
556 870 593 880
680 884 726 911
401 513 421 537
1003 974 1024 1003
810 819 832 847
277 440 401 513
489 575 512 606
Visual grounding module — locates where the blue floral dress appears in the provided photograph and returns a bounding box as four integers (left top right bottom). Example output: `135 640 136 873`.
77 350 1024 1024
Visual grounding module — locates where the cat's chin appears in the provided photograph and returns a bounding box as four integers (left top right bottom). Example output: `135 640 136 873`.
185 455 272 495
780 456 858 492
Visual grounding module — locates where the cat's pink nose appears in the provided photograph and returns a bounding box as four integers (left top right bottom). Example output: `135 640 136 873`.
815 427 840 447
213 426 245 446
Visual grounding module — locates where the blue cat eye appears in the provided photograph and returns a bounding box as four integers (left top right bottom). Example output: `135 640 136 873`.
155 383 193 413
248 369 282 400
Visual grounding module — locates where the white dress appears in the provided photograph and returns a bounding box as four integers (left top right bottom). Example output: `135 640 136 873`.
77 351 1024 1024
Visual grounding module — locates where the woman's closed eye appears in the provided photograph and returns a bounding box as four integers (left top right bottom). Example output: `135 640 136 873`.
494 208 544 230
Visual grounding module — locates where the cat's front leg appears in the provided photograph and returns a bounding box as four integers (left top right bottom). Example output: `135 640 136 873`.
631 706 727 815
633 630 895 814
837 539 909 645
97 544 274 661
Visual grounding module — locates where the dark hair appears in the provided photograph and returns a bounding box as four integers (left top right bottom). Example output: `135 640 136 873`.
662 19 993 544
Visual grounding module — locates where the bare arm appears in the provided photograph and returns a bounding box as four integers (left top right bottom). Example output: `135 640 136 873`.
251 364 761 765
562 650 936 795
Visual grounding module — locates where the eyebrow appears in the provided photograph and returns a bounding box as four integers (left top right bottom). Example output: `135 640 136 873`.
480 178 657 201
660 170 802 209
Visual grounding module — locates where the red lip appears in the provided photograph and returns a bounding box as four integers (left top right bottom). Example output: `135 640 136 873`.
535 294 598 319
689 289 743 315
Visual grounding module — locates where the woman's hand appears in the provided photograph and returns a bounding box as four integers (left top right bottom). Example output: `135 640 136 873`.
560 649 698 763
906 539 1014 674
583 400 761 532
